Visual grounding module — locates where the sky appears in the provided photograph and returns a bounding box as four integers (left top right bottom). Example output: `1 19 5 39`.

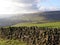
0 0 60 18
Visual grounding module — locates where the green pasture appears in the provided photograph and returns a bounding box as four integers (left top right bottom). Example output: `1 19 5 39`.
12 22 60 28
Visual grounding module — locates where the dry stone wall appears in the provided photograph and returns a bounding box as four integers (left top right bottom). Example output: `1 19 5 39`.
0 26 60 45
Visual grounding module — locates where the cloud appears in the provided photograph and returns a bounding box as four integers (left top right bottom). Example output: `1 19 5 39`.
13 0 60 12
49 7 60 11
0 0 39 14
12 0 35 4
12 0 39 12
0 0 59 15
39 6 60 11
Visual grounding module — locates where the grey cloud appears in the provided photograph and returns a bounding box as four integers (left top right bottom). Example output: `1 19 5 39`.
13 0 35 4
17 5 38 11
12 0 39 13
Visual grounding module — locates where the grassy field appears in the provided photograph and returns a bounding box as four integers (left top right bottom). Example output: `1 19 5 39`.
12 22 60 28
0 39 26 45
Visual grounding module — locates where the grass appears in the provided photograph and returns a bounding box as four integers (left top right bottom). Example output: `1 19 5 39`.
12 22 60 28
0 39 27 45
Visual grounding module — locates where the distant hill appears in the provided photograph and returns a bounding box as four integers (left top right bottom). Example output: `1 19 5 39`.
0 11 60 26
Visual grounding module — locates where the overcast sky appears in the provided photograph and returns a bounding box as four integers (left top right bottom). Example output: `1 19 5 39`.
0 0 60 18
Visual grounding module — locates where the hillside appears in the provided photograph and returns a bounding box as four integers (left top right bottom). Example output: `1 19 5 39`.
0 11 60 26
8 11 60 22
